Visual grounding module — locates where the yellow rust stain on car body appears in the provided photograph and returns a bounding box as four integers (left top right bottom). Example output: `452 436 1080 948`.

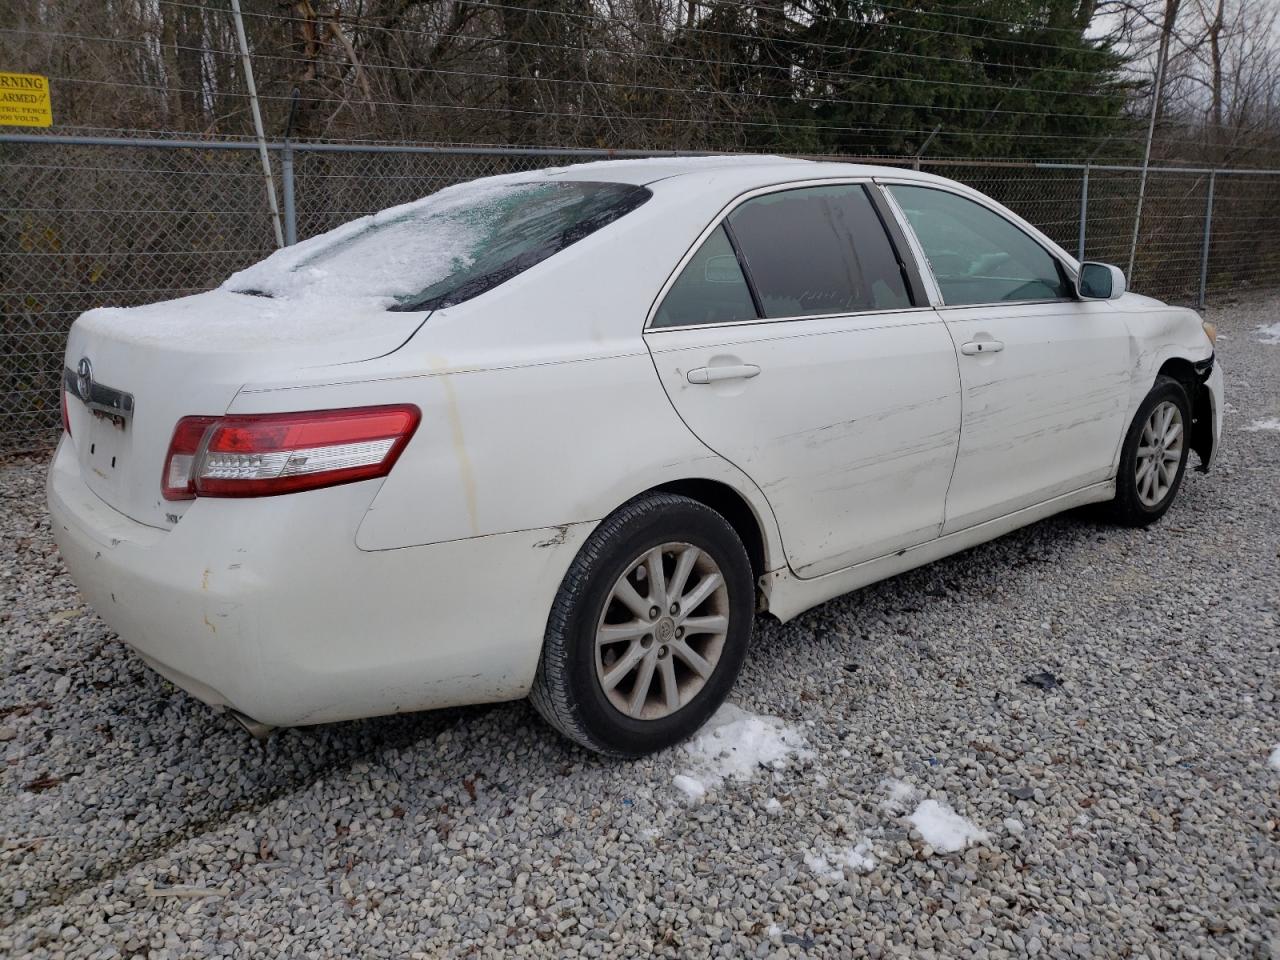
428 356 480 536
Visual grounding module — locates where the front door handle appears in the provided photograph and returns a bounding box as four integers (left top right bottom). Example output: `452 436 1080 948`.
687 364 761 384
959 340 1005 356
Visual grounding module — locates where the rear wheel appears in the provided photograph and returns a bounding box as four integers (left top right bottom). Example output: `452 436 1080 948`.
530 494 754 757
1108 375 1192 526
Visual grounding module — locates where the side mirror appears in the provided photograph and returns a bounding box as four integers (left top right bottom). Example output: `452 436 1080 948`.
1078 262 1126 300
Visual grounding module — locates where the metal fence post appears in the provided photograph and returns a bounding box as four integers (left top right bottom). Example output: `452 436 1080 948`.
1078 164 1090 262
281 139 297 246
913 124 941 171
1197 171 1216 309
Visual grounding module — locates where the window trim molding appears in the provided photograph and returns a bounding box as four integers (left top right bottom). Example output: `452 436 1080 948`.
720 220 766 320
643 305 945 336
644 177 926 333
872 182 943 307
865 185 929 306
874 178 1082 310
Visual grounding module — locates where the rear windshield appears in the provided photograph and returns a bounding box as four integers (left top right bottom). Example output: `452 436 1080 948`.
223 180 651 311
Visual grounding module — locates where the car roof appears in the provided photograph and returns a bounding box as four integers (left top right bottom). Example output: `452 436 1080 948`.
537 154 949 190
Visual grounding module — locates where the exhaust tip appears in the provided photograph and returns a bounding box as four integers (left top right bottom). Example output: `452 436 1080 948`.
227 708 276 741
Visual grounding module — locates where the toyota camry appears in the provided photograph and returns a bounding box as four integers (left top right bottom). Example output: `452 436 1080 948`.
48 156 1223 755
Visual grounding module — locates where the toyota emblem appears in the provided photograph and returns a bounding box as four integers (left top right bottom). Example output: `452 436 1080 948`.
76 357 92 399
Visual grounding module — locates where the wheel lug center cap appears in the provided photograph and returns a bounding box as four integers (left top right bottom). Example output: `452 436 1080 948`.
655 617 676 643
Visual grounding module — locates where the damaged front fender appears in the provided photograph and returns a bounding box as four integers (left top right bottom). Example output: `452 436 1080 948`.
1186 354 1222 473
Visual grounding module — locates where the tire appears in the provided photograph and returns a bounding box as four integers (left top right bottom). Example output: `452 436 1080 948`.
1108 375 1193 527
529 493 755 757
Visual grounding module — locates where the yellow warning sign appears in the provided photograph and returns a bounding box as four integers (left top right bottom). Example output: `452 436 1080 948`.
0 72 52 127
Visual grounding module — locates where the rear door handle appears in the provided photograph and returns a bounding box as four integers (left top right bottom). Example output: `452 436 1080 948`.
687 364 761 384
959 340 1005 356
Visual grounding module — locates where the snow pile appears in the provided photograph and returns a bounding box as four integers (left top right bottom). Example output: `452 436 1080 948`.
906 799 989 853
671 703 810 800
804 840 877 881
671 775 707 800
794 779 991 879
1268 744 1280 772
873 779 991 854
73 287 425 352
878 778 921 815
1243 418 1280 432
1257 323 1280 344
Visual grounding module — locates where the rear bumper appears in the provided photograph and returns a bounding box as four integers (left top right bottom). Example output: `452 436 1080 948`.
46 438 590 726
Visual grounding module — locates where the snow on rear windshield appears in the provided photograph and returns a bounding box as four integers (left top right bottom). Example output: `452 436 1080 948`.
222 178 650 310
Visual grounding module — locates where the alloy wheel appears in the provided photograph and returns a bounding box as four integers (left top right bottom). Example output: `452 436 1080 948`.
594 542 730 720
1135 400 1184 507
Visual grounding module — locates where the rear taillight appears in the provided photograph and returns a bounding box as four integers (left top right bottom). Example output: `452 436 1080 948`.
161 415 218 500
161 405 419 501
60 390 72 437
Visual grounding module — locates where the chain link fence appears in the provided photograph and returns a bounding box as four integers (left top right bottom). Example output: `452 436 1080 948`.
4 134 1279 450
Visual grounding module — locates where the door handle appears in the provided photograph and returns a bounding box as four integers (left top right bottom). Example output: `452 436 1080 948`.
687 364 761 384
959 340 1005 356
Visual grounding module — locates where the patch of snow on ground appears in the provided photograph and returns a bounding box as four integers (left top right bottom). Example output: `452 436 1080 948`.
672 703 810 800
1243 418 1280 432
805 840 877 880
1269 744 1280 772
907 799 988 853
672 775 707 800
1257 323 1280 344
879 778 922 815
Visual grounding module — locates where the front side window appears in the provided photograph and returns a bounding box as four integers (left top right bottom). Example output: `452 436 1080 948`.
224 180 651 311
887 185 1068 306
727 184 912 318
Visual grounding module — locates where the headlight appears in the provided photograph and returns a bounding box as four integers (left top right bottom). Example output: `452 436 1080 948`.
1202 320 1217 345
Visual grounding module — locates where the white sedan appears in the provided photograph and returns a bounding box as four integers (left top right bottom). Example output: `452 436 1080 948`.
48 156 1223 755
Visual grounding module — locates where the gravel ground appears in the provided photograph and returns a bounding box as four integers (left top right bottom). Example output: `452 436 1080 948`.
2 294 1278 960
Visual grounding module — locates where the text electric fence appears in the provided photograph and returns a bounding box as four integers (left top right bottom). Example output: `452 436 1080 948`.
3 133 1279 448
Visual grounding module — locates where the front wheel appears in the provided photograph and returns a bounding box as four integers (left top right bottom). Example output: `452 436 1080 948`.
1108 375 1192 526
529 494 755 757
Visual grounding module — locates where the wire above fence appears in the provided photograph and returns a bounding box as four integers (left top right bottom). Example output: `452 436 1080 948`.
11 0 1277 166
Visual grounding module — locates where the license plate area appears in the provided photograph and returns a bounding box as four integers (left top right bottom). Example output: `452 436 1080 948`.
79 411 132 500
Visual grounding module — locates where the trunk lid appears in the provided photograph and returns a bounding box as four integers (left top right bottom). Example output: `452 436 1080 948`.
62 289 425 529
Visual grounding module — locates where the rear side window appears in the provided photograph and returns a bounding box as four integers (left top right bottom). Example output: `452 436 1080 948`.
652 225 757 328
887 185 1067 306
727 184 912 318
